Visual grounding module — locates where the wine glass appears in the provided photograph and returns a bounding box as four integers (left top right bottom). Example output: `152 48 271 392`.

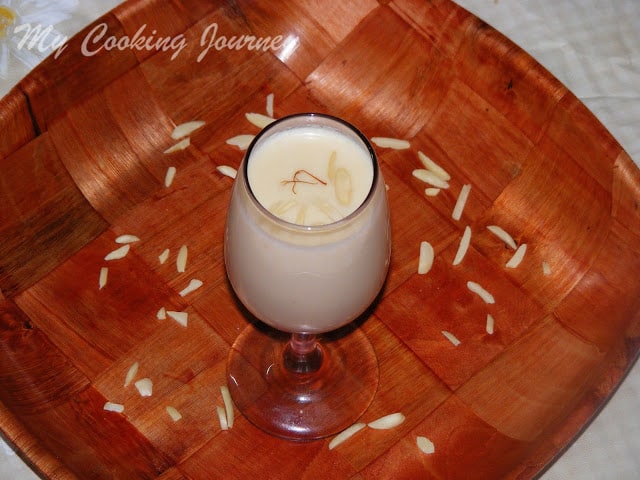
224 113 391 440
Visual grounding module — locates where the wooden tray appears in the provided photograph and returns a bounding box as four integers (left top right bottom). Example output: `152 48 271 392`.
1 0 639 478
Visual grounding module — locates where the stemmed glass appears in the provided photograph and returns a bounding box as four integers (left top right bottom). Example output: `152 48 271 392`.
224 113 391 440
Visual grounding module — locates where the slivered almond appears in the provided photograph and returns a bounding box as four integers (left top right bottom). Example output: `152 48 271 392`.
245 112 275 129
424 188 441 197
270 199 298 215
412 169 450 189
179 279 203 297
164 166 177 187
328 423 366 450
226 134 255 150
166 406 182 422
486 314 495 335
158 248 170 264
266 93 274 118
327 151 337 183
368 412 405 430
371 137 410 150
124 362 139 387
216 165 237 179
416 436 435 454
104 244 130 261
452 226 471 266
99 267 108 290
221 385 235 428
164 137 190 154
334 168 353 206
442 330 461 346
542 262 552 276
103 402 124 413
171 120 205 139
467 281 495 304
417 151 450 181
134 378 153 397
418 241 434 275
167 310 188 327
506 243 527 268
486 225 517 250
315 201 342 224
115 234 140 244
452 184 471 221
217 405 228 431
295 205 307 225
156 307 166 320
176 245 188 273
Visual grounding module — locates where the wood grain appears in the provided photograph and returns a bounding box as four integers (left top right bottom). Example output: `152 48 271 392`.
0 0 638 478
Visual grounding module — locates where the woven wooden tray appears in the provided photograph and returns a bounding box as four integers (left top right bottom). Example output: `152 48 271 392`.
1 0 639 478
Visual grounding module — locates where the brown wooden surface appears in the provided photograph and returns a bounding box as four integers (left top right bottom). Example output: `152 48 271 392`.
1 0 639 478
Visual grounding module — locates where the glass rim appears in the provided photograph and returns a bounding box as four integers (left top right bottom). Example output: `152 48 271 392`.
242 112 380 233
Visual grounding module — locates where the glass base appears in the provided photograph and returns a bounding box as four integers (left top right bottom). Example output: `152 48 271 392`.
227 323 379 441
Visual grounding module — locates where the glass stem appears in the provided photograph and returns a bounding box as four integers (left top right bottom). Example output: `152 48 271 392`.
283 333 323 374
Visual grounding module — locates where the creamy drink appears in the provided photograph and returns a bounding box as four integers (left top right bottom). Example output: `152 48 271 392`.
247 126 374 226
224 114 391 440
224 113 390 333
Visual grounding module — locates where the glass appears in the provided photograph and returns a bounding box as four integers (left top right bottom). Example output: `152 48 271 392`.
224 113 391 440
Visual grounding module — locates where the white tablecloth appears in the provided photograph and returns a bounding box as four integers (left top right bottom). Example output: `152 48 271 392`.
1 1 638 478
